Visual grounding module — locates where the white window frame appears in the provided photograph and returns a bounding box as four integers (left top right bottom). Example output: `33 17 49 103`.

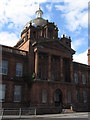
16 63 23 77
0 84 6 102
14 85 21 102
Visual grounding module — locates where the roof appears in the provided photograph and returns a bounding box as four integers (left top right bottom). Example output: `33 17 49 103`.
21 6 47 33
22 17 47 32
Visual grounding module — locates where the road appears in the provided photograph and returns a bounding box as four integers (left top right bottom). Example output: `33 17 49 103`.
1 112 89 120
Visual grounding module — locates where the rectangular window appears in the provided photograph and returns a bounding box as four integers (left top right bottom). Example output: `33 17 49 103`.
83 91 87 103
14 85 21 102
0 84 6 102
67 91 71 104
0 60 8 75
42 89 47 103
76 90 79 102
82 74 86 84
16 63 23 77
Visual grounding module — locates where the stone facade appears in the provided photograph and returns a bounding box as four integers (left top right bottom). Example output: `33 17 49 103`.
1 7 90 114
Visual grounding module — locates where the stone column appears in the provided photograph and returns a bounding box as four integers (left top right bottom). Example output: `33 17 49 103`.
60 57 63 81
48 55 51 80
35 51 39 78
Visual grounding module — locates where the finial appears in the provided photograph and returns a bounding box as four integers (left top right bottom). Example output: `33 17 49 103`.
39 4 40 10
62 29 66 38
63 29 65 35
35 4 43 18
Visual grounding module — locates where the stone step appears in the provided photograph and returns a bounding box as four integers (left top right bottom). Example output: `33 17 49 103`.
62 109 74 113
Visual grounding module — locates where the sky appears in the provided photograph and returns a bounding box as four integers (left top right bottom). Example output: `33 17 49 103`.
0 0 89 65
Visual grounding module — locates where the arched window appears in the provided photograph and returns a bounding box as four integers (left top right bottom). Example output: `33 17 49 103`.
54 89 62 106
74 73 78 84
83 91 87 103
42 89 47 103
82 74 86 84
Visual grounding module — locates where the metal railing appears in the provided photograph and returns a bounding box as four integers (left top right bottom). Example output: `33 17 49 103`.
0 108 36 119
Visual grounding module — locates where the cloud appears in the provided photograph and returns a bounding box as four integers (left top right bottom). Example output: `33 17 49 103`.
0 0 48 29
71 38 86 50
55 0 89 32
0 32 19 47
73 49 88 65
46 4 52 12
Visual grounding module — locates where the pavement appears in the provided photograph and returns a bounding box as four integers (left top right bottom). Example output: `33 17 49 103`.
1 112 90 120
1 112 89 120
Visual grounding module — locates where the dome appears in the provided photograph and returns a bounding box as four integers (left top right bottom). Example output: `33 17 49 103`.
22 5 47 32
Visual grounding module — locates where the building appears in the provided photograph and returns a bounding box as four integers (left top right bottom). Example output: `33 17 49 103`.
0 6 90 114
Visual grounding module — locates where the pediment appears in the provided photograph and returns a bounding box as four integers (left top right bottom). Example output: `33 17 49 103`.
36 40 75 55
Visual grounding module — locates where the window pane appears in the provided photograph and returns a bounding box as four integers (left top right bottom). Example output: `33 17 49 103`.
82 74 86 84
42 89 47 103
76 90 79 102
83 91 87 103
0 60 8 75
74 73 78 84
16 63 23 77
67 91 71 104
14 86 21 102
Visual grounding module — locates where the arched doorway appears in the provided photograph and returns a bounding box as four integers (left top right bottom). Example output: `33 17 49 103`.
54 89 62 106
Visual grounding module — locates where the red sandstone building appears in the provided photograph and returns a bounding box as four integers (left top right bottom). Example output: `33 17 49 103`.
1 7 90 114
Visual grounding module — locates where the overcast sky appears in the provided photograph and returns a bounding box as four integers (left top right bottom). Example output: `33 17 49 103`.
0 0 89 65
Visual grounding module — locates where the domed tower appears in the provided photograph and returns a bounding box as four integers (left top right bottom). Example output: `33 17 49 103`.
14 5 58 51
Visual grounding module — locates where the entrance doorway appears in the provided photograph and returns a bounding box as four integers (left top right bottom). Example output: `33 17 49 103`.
54 89 62 106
